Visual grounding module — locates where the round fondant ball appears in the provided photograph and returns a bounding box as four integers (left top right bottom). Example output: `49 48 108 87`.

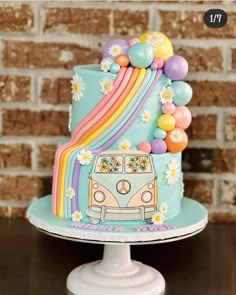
171 81 193 105
102 39 130 59
137 142 152 153
151 139 167 154
129 37 140 47
157 114 175 131
172 106 192 130
154 128 167 139
164 55 188 80
162 103 176 115
165 127 188 153
150 62 158 70
114 54 130 67
153 57 165 69
109 62 120 74
128 42 154 68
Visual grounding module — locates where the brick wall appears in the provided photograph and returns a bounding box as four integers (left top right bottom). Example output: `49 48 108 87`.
0 1 235 221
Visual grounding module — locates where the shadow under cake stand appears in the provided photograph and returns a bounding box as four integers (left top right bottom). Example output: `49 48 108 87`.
27 196 208 295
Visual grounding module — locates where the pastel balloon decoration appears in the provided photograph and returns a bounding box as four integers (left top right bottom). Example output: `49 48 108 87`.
165 127 188 153
153 57 165 69
162 103 176 115
172 106 192 130
137 141 152 153
109 63 120 74
151 139 167 154
129 37 140 47
164 55 188 80
157 114 175 131
171 81 193 105
154 128 166 139
128 42 154 68
115 54 130 67
102 39 130 59
150 62 158 71
139 31 173 61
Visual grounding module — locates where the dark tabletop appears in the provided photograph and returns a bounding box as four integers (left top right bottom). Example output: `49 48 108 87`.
0 219 235 295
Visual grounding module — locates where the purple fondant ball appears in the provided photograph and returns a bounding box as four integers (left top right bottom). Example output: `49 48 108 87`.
164 55 188 80
102 39 130 59
151 139 167 154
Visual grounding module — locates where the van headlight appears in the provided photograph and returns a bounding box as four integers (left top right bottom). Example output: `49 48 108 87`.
141 191 152 203
94 191 105 202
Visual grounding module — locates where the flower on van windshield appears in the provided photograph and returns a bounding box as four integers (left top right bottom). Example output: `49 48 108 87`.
126 156 149 173
165 159 179 186
98 157 122 173
66 187 75 199
141 110 151 122
71 211 83 222
159 202 168 214
151 211 165 225
119 139 131 150
71 73 85 101
77 150 93 165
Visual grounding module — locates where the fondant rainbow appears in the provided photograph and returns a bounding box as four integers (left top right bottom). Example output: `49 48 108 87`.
52 67 163 217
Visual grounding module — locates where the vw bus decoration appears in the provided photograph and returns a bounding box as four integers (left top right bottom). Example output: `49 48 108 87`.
86 150 158 224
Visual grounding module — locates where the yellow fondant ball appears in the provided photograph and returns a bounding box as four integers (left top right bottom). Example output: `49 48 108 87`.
139 31 173 61
158 114 175 131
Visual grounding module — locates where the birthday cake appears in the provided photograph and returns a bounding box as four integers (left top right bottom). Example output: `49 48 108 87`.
51 31 193 232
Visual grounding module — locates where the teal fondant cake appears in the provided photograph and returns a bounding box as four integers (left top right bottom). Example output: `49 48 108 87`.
51 31 193 231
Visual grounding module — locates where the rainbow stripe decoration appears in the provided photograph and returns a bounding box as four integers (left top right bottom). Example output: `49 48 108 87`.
52 67 163 218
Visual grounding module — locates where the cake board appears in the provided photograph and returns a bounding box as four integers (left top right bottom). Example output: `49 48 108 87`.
27 196 208 295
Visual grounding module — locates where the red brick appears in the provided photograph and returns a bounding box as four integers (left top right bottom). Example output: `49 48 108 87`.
0 75 31 102
2 109 69 136
0 144 32 168
113 9 148 35
208 211 236 223
11 207 27 218
188 81 236 106
213 149 236 173
186 114 217 140
40 78 71 104
44 8 110 35
38 144 57 168
225 115 236 141
3 41 101 69
0 4 33 32
0 175 44 201
160 11 236 39
174 46 223 72
232 48 236 71
220 180 236 206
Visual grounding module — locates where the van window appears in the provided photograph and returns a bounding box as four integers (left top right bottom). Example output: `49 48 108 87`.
95 156 123 174
125 156 152 173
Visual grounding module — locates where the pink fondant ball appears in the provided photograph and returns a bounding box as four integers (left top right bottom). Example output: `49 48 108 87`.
164 55 188 80
153 57 165 69
151 139 167 154
102 39 130 59
172 106 192 130
137 142 152 153
162 103 176 115
129 37 140 47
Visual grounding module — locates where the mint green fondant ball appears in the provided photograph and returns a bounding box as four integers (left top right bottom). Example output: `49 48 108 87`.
110 62 120 73
171 81 193 106
154 128 167 139
128 42 154 68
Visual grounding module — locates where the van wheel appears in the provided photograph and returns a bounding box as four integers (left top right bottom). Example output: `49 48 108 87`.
90 217 100 224
145 218 153 224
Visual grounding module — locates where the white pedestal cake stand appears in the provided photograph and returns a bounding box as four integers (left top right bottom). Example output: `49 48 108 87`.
27 196 208 295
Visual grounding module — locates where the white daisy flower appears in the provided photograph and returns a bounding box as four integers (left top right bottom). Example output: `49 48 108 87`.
66 187 75 199
72 211 83 222
169 129 183 143
159 202 168 214
152 211 165 225
141 110 152 122
146 32 164 47
68 104 72 132
71 73 85 101
108 44 122 57
118 139 131 150
159 86 175 104
100 58 113 72
100 78 113 94
165 159 179 186
77 149 93 165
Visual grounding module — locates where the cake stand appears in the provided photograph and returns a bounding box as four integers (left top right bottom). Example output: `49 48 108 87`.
27 196 208 295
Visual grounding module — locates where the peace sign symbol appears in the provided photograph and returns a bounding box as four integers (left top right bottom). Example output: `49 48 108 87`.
116 180 131 195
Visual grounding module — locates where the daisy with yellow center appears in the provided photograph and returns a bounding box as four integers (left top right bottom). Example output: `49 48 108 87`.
159 202 168 214
101 58 113 72
72 211 83 222
165 159 179 186
66 187 75 199
159 86 175 104
141 110 152 122
119 139 131 150
146 32 164 47
100 78 113 94
108 44 122 57
151 211 165 225
169 129 183 143
77 150 93 165
71 73 85 101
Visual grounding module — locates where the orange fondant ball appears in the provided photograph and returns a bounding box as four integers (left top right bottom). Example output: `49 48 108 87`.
115 54 130 67
157 114 175 131
165 127 188 153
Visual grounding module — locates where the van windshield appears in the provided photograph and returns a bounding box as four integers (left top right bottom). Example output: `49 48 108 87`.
125 156 152 173
95 156 122 174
